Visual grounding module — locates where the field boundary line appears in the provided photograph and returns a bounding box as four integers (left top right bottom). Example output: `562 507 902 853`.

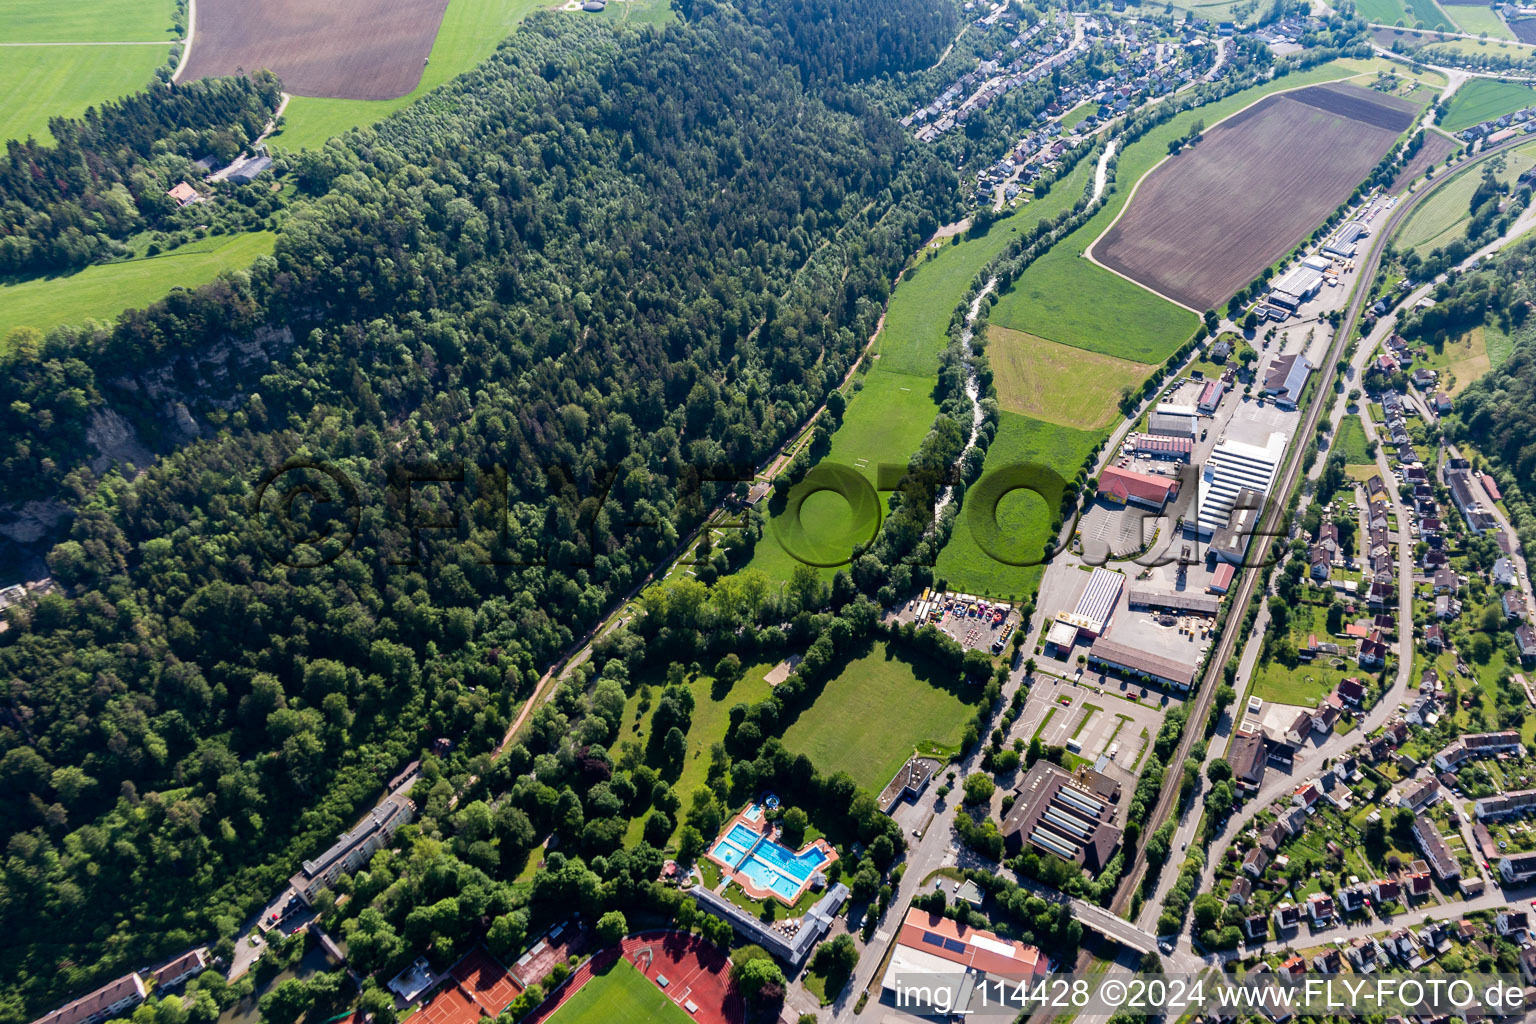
1081 67 1368 269
172 0 196 83
0 41 174 47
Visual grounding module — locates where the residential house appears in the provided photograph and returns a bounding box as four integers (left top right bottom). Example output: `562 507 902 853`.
150 949 208 989
1370 878 1401 905
1496 909 1530 937
1502 850 1536 885
1307 893 1335 926
1228 877 1252 906
1517 624 1536 665
1346 937 1383 973
1243 847 1270 878
1493 557 1517 586
1272 902 1301 931
28 975 146 1024
1243 913 1269 942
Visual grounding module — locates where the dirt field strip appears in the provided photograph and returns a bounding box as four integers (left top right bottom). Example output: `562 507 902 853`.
1091 81 1419 310
179 0 450 100
171 0 196 82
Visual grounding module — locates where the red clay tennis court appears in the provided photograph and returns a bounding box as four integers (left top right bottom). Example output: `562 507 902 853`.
414 983 478 1024
451 948 523 1015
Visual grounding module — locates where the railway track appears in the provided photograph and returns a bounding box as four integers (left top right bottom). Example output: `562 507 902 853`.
1107 135 1521 919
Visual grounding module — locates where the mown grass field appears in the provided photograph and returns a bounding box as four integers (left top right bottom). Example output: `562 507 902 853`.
1415 324 1506 391
1358 0 1455 29
0 231 278 341
5 0 179 41
743 368 938 582
989 61 1364 363
544 960 690 1024
272 0 572 151
780 640 975 793
1444 4 1515 39
933 412 1100 601
1422 34 1536 61
987 326 1151 430
618 658 777 845
0 0 178 145
876 159 1092 377
1061 101 1096 130
1440 78 1536 132
1396 140 1536 254
1332 414 1374 465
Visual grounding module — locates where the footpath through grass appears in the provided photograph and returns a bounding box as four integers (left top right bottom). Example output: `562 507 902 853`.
543 959 691 1024
1440 78 1536 132
0 0 179 146
0 231 279 341
989 60 1362 363
780 639 975 793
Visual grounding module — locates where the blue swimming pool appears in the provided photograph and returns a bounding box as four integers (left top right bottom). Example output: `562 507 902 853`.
732 835 827 900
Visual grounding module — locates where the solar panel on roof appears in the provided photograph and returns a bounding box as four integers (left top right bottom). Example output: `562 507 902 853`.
922 931 945 947
944 938 967 954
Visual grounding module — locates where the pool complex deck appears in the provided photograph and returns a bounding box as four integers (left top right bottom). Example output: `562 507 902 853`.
704 806 837 905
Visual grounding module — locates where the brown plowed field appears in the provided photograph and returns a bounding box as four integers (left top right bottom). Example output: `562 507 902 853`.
1511 19 1536 43
1390 130 1457 190
180 0 449 100
1093 84 1416 311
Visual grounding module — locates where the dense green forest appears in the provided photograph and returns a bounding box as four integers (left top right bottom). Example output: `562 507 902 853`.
0 74 284 275
0 1 964 1018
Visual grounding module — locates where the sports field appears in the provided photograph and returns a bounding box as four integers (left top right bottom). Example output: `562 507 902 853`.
1440 78 1536 132
1094 84 1416 311
0 0 179 146
932 412 1100 601
270 0 552 150
987 326 1151 430
780 640 974 792
544 960 691 1024
876 160 1092 377
0 231 279 341
1396 140 1536 254
989 62 1365 362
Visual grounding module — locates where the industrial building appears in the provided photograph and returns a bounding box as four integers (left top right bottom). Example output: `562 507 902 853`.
880 909 1047 1016
1097 466 1180 510
1001 760 1123 869
694 882 849 965
1262 353 1313 409
1208 487 1268 565
1195 432 1286 537
1046 568 1125 648
1130 433 1192 461
1127 588 1220 615
1268 263 1325 311
1323 222 1365 259
1088 637 1199 689
1198 378 1226 413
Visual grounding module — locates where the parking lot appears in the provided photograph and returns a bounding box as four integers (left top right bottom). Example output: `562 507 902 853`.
1012 674 1172 780
894 590 1019 653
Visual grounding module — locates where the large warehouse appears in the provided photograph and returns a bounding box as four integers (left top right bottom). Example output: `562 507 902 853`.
1262 353 1313 409
1268 264 1324 311
1195 432 1286 537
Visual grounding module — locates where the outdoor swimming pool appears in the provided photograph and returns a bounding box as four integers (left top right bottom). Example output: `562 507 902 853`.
707 821 829 902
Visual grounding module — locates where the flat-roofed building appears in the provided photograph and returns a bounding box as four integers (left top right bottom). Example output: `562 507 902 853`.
1001 761 1123 870
1071 568 1125 637
1131 434 1193 462
1127 588 1220 615
291 787 416 905
1196 433 1286 537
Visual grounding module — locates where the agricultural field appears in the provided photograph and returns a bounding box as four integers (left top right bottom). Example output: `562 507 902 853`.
986 326 1151 430
1440 78 1536 132
877 159 1092 377
989 60 1365 363
1094 84 1418 311
1395 140 1536 254
933 412 1100 601
779 640 975 793
544 961 690 1024
0 231 279 341
1390 129 1458 190
0 0 179 145
181 0 452 100
1357 0 1456 30
1513 18 1536 43
1444 4 1516 40
1376 25 1536 60
265 0 555 151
